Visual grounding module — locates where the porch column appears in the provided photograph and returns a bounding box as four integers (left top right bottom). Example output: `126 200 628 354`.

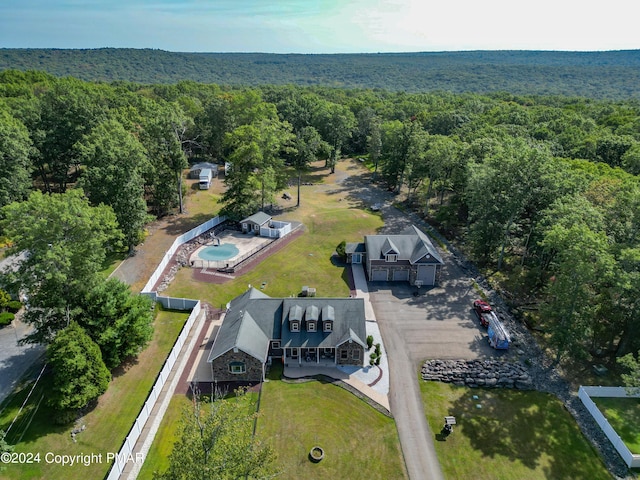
316 347 319 364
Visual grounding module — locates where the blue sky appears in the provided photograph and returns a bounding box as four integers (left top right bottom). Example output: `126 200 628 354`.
1 0 638 53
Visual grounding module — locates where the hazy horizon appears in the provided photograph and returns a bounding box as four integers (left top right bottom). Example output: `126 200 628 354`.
1 1 638 54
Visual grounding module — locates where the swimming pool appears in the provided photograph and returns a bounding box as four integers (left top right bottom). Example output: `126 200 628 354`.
198 243 240 261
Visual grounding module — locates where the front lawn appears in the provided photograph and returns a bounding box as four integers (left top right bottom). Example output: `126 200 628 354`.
256 364 406 480
593 397 640 453
0 308 189 480
420 381 611 480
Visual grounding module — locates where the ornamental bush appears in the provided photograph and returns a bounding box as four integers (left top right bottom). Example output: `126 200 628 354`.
0 312 14 326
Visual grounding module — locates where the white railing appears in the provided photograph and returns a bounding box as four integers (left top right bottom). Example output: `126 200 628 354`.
578 386 640 468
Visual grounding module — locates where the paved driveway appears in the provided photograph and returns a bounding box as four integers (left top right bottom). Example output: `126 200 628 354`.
0 319 44 405
369 254 501 362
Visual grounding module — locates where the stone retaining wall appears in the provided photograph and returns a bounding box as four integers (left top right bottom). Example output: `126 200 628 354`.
421 359 533 390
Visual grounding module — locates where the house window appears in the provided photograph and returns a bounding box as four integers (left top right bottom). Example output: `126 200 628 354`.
229 361 246 374
352 350 361 360
291 321 299 332
352 253 361 264
253 224 259 231
291 348 299 358
307 322 316 332
324 322 332 332
385 254 398 262
340 350 348 360
324 348 333 354
271 341 281 349
242 223 247 231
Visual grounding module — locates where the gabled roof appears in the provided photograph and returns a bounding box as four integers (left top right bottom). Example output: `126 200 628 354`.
364 225 443 265
208 289 367 363
240 211 272 226
381 237 399 255
207 288 282 363
336 328 367 349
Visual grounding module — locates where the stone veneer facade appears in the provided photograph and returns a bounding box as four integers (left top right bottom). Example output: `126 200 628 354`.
337 341 365 366
212 350 265 382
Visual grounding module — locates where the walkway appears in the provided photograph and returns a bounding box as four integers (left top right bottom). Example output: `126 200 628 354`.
283 365 390 412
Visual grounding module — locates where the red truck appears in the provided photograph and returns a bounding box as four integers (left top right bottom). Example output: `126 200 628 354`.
473 300 511 349
473 299 496 327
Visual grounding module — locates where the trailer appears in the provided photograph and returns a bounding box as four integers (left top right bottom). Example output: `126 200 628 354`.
199 168 213 189
487 315 511 350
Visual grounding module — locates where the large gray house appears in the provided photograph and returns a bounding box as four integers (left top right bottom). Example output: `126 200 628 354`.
346 225 444 286
207 288 367 382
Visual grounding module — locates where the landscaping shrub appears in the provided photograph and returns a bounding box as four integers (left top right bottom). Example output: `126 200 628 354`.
336 240 346 260
366 335 374 350
0 312 14 326
6 300 22 313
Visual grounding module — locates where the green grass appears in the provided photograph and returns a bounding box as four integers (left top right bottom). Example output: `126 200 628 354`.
0 308 189 480
165 165 383 306
137 394 192 480
420 381 612 480
256 364 406 480
593 397 640 453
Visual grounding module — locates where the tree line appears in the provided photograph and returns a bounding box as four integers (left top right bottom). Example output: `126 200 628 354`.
1 71 639 396
3 48 640 99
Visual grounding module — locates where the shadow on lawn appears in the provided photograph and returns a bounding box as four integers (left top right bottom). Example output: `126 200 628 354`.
449 389 606 479
1 369 82 445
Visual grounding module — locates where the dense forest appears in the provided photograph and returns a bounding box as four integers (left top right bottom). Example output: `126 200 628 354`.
2 48 640 99
0 69 639 381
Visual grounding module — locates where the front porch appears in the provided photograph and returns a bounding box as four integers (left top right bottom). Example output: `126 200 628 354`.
282 346 337 367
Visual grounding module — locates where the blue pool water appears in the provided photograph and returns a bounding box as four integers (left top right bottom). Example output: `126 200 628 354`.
198 243 240 261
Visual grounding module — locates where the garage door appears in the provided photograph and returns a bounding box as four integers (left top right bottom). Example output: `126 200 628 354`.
371 270 388 282
392 269 409 282
417 265 436 285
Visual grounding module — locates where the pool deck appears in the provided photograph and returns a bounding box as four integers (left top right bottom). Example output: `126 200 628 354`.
190 230 272 267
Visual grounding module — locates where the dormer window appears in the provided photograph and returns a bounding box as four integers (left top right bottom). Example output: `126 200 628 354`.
289 304 303 332
321 305 335 332
386 254 398 262
305 305 318 332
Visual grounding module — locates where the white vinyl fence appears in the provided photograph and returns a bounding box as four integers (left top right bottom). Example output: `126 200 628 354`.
260 220 291 238
105 299 201 480
106 216 225 479
141 215 226 296
578 386 640 468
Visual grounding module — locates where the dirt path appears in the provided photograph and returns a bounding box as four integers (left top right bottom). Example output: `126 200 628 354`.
110 213 208 292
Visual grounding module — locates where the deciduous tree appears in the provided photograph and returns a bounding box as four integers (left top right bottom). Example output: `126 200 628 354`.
1 190 122 344
0 107 33 208
155 389 277 480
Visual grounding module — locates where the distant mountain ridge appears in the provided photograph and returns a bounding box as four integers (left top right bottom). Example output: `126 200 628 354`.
1 48 640 98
